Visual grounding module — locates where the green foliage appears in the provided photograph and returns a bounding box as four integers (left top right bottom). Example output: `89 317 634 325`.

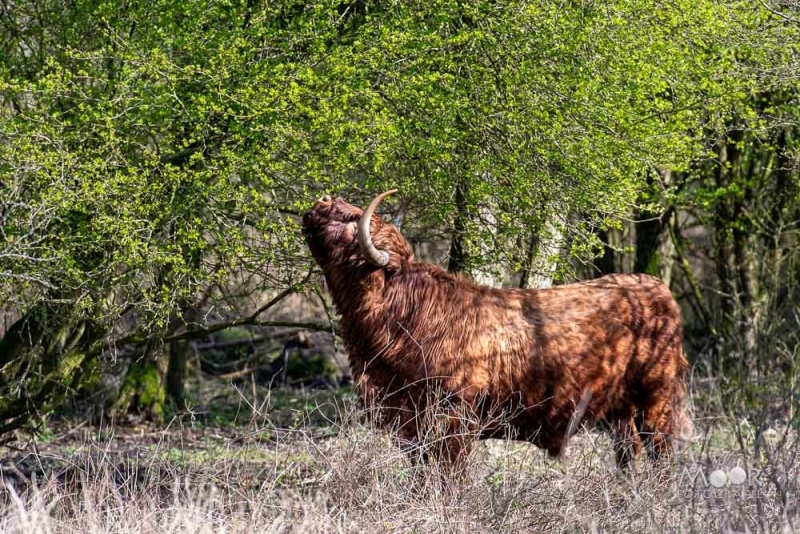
2 0 785 321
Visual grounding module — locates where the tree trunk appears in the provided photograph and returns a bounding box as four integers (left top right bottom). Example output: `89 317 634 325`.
167 341 190 411
733 225 759 374
518 232 539 288
112 345 169 422
634 171 676 287
712 133 738 369
471 203 503 288
519 201 569 289
712 126 764 375
0 304 48 369
0 307 100 437
634 212 676 286
766 128 796 297
595 228 617 277
447 180 469 275
447 178 504 287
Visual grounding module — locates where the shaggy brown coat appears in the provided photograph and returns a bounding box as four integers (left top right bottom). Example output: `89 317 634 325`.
302 193 690 469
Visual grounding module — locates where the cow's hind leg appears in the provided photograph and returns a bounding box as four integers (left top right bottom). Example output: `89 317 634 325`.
636 386 687 460
609 413 642 469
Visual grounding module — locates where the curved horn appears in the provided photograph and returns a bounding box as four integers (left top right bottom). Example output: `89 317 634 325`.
357 189 398 267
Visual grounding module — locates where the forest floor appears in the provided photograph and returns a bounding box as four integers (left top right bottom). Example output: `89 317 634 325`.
0 376 797 533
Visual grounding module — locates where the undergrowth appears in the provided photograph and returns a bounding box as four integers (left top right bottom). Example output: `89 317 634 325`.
0 381 797 533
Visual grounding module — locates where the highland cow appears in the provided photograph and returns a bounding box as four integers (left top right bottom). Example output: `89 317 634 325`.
302 190 690 472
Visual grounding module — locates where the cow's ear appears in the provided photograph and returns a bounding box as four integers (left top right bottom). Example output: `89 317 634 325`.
382 251 403 272
379 234 414 272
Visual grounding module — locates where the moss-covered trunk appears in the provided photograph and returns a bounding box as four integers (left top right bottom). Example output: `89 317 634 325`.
112 345 169 423
0 304 101 437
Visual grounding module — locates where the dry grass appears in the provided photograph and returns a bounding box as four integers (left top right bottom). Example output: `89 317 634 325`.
0 385 797 533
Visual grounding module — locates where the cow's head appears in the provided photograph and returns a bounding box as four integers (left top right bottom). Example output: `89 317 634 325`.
302 189 414 273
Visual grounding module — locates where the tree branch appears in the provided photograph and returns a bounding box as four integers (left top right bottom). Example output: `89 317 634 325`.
112 268 337 348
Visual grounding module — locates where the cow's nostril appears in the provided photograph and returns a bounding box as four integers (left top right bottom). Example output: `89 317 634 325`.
319 194 332 203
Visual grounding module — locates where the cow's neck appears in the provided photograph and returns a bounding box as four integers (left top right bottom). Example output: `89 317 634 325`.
325 267 395 364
